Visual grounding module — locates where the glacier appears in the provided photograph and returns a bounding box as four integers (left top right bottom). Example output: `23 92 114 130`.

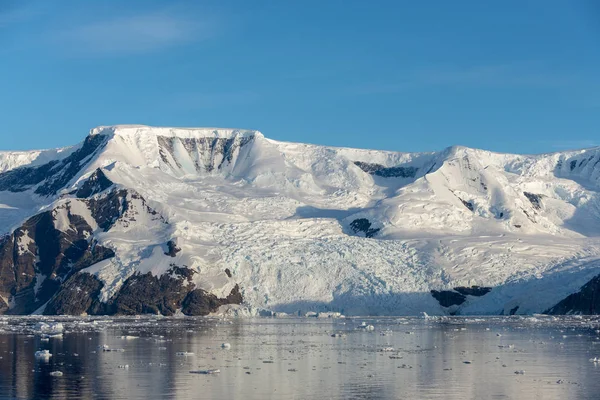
0 124 599 316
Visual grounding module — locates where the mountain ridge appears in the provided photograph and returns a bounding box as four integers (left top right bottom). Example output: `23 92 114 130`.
0 125 599 317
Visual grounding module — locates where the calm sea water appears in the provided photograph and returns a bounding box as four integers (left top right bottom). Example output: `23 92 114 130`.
1 316 600 399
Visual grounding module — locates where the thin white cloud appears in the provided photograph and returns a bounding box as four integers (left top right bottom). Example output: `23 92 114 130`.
51 12 214 56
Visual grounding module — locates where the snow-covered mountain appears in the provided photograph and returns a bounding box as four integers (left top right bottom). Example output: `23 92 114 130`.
1 125 600 316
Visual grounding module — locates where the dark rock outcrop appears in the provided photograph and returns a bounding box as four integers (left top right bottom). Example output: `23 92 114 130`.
164 239 181 257
181 284 243 316
545 274 600 315
0 296 7 314
44 273 106 315
41 266 244 317
454 286 492 297
0 134 108 196
349 218 380 238
431 290 467 307
111 266 195 316
107 266 243 316
225 268 232 278
459 198 474 212
523 192 543 210
158 135 255 172
354 161 418 178
75 168 113 198
0 203 115 315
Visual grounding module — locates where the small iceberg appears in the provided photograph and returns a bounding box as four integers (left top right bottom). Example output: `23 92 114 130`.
49 371 63 377
190 369 220 375
34 350 52 360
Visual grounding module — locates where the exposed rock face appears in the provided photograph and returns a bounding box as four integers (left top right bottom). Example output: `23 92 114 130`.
181 284 243 316
75 168 113 198
109 266 243 316
0 204 114 315
349 218 380 238
431 286 492 310
545 274 600 315
44 273 106 315
459 198 474 212
0 181 241 317
431 290 467 307
0 297 8 314
354 161 418 178
42 268 244 316
523 192 543 210
111 266 195 315
164 239 181 257
0 134 108 195
157 134 255 172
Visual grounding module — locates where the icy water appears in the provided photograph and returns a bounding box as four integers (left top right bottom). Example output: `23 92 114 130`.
1 316 600 399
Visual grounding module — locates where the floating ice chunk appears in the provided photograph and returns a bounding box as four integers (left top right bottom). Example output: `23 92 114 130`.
589 357 599 363
34 350 52 360
118 365 129 369
331 333 346 338
317 312 343 319
514 370 525 375
221 343 231 349
176 352 194 356
49 371 63 377
120 336 138 340
379 347 395 352
35 322 64 335
98 345 124 352
190 369 220 374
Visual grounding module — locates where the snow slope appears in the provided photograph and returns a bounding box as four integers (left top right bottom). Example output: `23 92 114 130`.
1 125 600 316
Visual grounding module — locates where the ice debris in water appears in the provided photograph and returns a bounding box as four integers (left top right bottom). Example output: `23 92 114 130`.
98 345 124 352
118 365 129 369
176 352 195 356
49 371 63 377
221 343 231 349
190 369 220 375
514 370 525 375
34 322 64 335
357 322 375 331
589 357 600 363
34 350 52 360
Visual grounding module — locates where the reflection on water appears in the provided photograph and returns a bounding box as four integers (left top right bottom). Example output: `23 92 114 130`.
0 316 599 399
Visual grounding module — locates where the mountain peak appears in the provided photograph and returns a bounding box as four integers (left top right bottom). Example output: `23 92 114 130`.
89 125 262 140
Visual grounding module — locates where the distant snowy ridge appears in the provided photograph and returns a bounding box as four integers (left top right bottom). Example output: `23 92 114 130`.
0 125 599 316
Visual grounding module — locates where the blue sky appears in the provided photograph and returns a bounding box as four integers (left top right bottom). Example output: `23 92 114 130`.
1 0 599 153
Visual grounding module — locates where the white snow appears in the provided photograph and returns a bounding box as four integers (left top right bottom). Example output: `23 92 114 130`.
2 125 600 315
